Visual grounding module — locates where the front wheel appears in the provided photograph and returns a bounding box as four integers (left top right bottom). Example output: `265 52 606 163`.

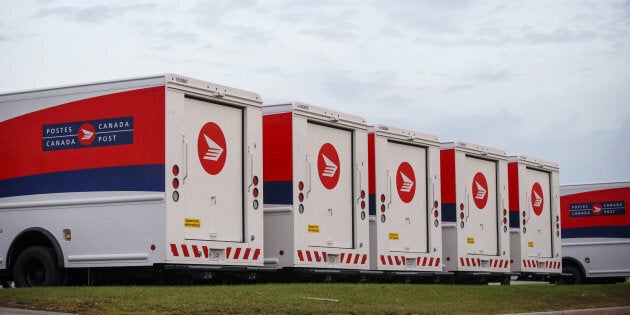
12 246 63 287
560 265 584 285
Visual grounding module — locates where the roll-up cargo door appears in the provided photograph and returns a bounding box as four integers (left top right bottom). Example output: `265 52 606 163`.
182 97 244 243
385 141 428 253
464 156 498 256
304 122 353 249
525 168 553 258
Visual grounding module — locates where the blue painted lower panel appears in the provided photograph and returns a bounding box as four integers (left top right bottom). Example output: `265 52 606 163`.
369 194 376 216
442 203 456 222
562 226 630 239
0 164 165 198
510 210 520 228
263 180 293 205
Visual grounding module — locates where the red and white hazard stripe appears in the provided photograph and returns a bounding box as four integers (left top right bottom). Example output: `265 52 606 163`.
545 261 561 269
296 250 368 265
522 259 562 269
377 255 441 267
459 257 509 268
489 258 509 268
523 259 538 268
416 256 441 267
297 249 328 263
460 257 480 267
339 252 368 265
169 244 261 260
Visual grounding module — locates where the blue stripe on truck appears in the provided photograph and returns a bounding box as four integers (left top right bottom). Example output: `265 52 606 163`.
0 164 165 198
562 226 630 239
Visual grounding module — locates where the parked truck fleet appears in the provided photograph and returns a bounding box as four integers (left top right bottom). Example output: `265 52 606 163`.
0 74 625 287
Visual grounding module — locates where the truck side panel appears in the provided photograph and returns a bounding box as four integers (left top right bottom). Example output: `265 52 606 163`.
0 87 167 269
0 87 165 194
561 184 630 279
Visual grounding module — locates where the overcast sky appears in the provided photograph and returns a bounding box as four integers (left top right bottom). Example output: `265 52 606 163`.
1 0 629 184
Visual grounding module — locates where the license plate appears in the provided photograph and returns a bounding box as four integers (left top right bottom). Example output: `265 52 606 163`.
406 258 414 267
208 249 222 261
328 254 339 265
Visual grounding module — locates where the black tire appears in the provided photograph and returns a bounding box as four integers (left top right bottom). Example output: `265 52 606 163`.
561 265 584 285
12 246 63 287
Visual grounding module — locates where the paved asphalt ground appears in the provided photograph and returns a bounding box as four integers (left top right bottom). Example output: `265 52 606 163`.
0 308 75 315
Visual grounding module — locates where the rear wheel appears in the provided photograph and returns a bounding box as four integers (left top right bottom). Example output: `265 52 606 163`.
12 246 63 287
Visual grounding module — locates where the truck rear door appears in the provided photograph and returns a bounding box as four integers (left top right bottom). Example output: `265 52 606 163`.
525 168 553 258
305 122 354 249
465 156 499 256
181 97 244 243
385 141 428 253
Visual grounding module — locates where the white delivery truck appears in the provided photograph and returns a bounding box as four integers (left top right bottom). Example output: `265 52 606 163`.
508 155 562 281
368 125 443 276
560 181 630 284
262 102 369 276
0 74 264 287
440 141 511 283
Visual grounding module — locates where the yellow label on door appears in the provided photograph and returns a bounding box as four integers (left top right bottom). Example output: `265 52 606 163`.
467 237 475 244
185 218 201 228
389 233 399 240
308 224 320 233
528 241 534 248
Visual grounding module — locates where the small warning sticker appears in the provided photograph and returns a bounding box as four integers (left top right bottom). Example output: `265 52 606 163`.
308 224 320 233
389 233 399 240
185 218 201 228
467 237 475 244
528 241 534 248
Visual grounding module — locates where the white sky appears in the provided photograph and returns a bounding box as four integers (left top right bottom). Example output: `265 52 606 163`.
1 0 629 184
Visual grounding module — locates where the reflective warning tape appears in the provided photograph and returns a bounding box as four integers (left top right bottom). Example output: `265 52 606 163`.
296 250 367 265
522 259 561 269
380 255 405 266
297 249 327 263
169 244 261 261
378 256 440 267
339 252 368 265
459 257 509 268
460 257 481 267
490 258 509 268
545 261 561 269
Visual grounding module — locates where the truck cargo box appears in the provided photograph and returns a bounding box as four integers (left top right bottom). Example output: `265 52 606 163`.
368 125 442 272
440 141 510 274
508 155 562 276
0 74 264 286
560 181 630 283
263 102 369 271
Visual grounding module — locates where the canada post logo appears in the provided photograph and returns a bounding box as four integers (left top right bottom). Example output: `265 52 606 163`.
42 117 133 151
569 201 625 217
472 172 488 209
197 122 227 175
396 162 416 203
317 142 340 190
531 182 544 216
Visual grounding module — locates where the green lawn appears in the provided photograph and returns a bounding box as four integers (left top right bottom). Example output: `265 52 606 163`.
1 283 629 314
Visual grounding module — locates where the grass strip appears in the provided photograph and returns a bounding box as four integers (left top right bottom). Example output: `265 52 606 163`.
0 283 629 314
